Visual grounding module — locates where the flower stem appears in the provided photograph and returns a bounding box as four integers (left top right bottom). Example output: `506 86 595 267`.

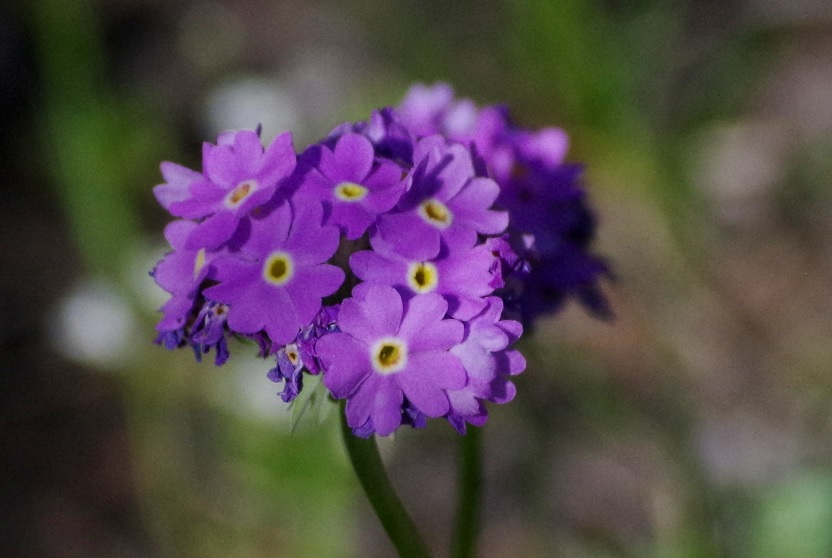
451 426 482 558
339 404 431 558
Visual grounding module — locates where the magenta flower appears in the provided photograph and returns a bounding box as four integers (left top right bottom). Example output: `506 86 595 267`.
203 200 344 346
316 286 466 437
296 132 405 239
154 130 297 250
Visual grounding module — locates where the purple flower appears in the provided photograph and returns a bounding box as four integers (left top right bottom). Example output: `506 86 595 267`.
203 200 344 346
189 301 231 366
152 220 214 332
267 343 304 402
296 132 405 239
446 297 526 433
397 82 458 137
268 304 341 403
155 130 297 250
374 135 508 261
316 286 466 437
350 232 499 320
499 162 612 322
328 108 415 166
295 304 340 375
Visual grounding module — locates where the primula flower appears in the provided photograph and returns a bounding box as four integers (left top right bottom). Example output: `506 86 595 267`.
155 130 297 250
150 83 609 438
188 301 231 366
375 135 508 261
203 200 344 345
396 83 609 321
268 343 304 402
296 132 405 239
446 297 525 433
267 304 340 402
499 161 612 321
328 108 415 166
316 285 466 437
151 219 214 332
350 232 499 320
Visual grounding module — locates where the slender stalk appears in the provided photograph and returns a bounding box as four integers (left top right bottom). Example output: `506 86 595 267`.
340 405 431 558
451 426 482 558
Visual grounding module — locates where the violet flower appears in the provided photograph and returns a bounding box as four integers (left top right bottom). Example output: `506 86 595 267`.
203 200 344 346
295 132 405 239
316 285 466 437
155 130 297 250
374 135 508 261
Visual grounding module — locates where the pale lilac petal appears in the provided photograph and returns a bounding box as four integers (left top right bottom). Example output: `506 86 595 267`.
233 130 266 170
167 180 224 219
153 250 198 295
502 349 526 375
203 143 240 186
331 203 374 239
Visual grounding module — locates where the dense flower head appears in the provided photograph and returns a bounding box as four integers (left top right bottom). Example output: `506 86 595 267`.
150 82 609 437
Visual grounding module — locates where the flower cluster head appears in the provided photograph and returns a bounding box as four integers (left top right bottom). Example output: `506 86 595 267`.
151 83 609 437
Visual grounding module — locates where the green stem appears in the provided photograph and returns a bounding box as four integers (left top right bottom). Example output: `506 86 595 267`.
340 404 431 558
451 426 482 558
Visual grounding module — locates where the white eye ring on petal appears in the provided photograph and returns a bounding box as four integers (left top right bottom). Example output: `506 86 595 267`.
370 337 408 375
418 198 453 229
262 251 294 286
334 182 369 202
224 179 259 209
406 261 439 294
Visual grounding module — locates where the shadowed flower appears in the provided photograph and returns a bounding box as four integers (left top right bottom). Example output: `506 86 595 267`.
375 135 508 261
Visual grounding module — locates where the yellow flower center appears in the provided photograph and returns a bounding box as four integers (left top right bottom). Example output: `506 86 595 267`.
371 337 407 375
334 181 368 202
418 198 453 229
224 179 258 209
285 343 300 366
262 251 294 286
406 261 439 293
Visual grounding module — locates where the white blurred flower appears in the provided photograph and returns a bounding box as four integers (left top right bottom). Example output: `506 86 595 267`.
50 279 139 369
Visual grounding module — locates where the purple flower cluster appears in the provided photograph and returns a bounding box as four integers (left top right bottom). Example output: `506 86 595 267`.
151 83 608 437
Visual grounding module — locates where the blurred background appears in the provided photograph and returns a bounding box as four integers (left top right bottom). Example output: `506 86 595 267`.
2 0 832 556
